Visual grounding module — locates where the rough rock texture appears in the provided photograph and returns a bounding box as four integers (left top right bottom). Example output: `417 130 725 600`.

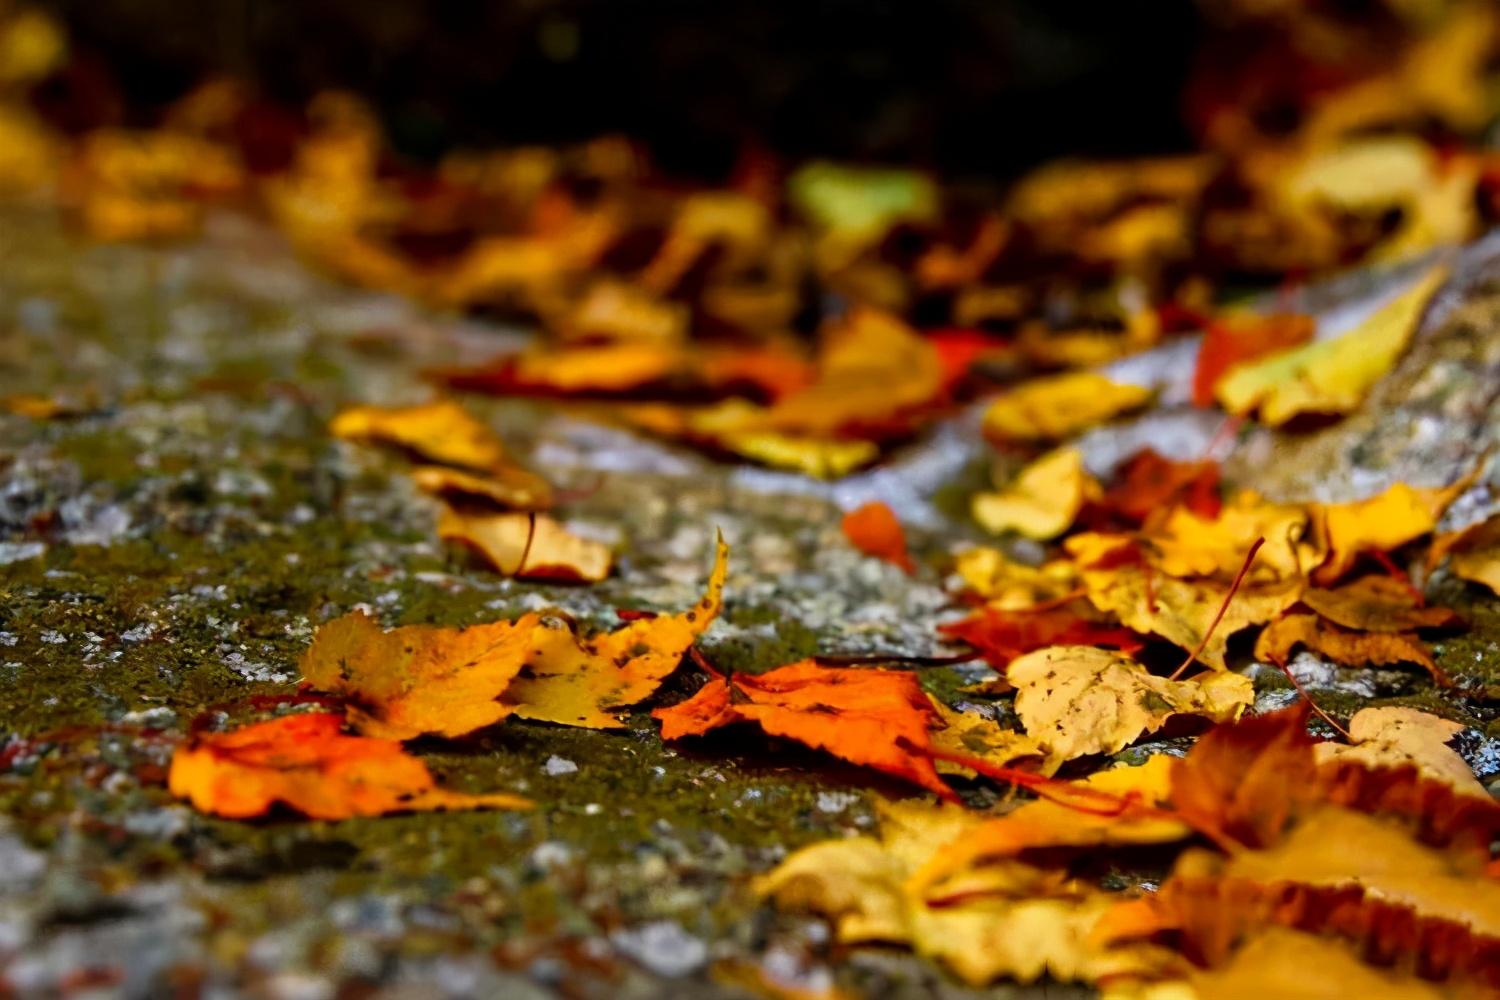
0 200 1497 998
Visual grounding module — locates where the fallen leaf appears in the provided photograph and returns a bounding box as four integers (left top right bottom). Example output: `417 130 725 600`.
913 755 1189 888
505 535 728 727
1301 575 1459 632
841 501 914 572
1314 707 1485 798
938 605 1143 668
1215 265 1448 426
1191 311 1314 408
1008 646 1254 765
331 400 515 474
1310 480 1462 585
754 800 1175 987
1253 613 1445 683
926 700 1044 777
438 508 612 582
655 659 957 800
300 609 540 740
409 464 553 511
1431 516 1500 595
953 547 1079 611
1081 556 1301 670
168 712 531 819
982 372 1153 443
973 447 1099 540
1147 491 1313 584
1100 449 1222 525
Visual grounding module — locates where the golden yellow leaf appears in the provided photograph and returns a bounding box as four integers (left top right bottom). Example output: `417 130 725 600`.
1008 646 1254 764
755 799 1174 987
1180 927 1456 1000
438 508 612 583
973 447 1099 540
168 712 531 819
1215 265 1448 426
982 372 1153 443
954 547 1079 611
1310 480 1459 585
409 464 553 511
1081 560 1302 670
331 400 513 474
504 534 729 728
1432 516 1500 595
1148 491 1313 584
714 431 879 479
510 341 684 392
0 105 58 192
1314 707 1485 798
299 609 539 740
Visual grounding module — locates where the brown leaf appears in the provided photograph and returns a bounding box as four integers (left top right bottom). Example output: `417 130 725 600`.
1254 613 1447 683
1301 575 1459 632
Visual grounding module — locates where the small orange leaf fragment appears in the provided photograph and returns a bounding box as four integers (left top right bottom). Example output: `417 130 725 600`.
330 400 513 473
841 501 914 573
168 713 531 819
439 508 612 582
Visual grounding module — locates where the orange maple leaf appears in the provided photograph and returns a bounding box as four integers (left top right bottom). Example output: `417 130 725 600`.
168 712 531 820
841 501 915 573
654 658 958 801
938 606 1144 668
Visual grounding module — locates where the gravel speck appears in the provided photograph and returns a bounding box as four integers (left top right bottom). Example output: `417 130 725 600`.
610 920 708 977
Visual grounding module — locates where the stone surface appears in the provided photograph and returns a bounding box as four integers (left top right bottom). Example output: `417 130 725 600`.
0 200 1497 997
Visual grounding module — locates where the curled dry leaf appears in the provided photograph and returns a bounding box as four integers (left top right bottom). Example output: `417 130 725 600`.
439 508 612 582
1301 575 1459 632
981 372 1153 443
300 609 540 740
1008 646 1254 766
973 447 1098 540
504 534 729 728
409 464 553 511
330 400 514 473
1430 515 1500 595
1254 613 1447 684
168 712 531 819
841 500 914 573
655 659 957 800
913 756 1189 890
754 800 1176 987
1215 264 1448 426
1314 707 1486 798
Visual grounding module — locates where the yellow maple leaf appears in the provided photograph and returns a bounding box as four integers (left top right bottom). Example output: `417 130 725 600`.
330 400 514 474
1008 646 1254 765
973 447 1099 540
1215 265 1448 426
953 547 1080 611
1313 707 1486 798
299 609 540 740
982 372 1153 442
926 700 1044 777
504 534 729 728
1080 558 1302 669
1147 491 1314 583
438 508 613 582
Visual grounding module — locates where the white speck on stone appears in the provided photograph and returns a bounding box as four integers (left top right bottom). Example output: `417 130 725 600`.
120 623 156 643
39 630 65 645
530 841 572 869
543 755 578 776
816 790 860 814
583 802 603 815
0 632 16 646
223 651 292 684
610 921 708 977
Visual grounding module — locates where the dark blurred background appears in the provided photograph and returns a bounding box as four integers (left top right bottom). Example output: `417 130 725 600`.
34 0 1202 181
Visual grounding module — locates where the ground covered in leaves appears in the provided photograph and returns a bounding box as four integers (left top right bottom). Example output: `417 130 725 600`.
0 182 1499 997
